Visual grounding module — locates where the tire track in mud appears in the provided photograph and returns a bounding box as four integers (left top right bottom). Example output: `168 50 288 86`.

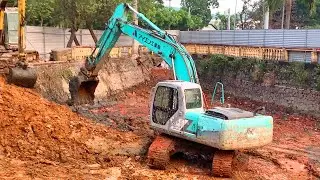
264 144 320 162
245 143 320 179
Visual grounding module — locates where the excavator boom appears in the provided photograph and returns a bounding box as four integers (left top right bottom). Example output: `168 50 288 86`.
69 3 198 105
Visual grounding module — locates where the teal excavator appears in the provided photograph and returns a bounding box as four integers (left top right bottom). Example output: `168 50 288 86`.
69 3 273 177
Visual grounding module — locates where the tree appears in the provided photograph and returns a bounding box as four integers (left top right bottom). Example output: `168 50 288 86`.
181 0 219 28
7 0 17 6
263 0 316 29
26 0 55 26
215 13 234 30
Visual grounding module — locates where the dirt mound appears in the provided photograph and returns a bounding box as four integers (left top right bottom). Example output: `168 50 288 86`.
0 77 143 165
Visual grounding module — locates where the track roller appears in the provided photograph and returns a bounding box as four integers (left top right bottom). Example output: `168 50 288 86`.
212 150 235 177
147 135 176 170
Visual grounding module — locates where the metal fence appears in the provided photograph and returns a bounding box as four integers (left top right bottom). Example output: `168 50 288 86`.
180 30 320 49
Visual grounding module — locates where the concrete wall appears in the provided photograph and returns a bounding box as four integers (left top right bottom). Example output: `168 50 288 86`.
25 26 180 60
33 55 159 104
26 26 133 59
202 76 320 117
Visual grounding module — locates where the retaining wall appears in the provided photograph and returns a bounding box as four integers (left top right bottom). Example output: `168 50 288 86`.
202 76 320 117
33 55 159 104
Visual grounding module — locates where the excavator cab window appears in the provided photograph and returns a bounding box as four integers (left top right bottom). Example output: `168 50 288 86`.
185 88 202 109
152 86 178 125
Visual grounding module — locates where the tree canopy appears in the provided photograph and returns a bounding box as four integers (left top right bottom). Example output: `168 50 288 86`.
16 0 209 31
181 0 219 28
214 0 320 29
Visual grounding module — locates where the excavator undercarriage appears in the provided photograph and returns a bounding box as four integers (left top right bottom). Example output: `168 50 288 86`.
147 134 235 177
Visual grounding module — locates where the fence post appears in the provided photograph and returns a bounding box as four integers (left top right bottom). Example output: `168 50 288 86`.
263 29 266 47
43 26 46 60
63 28 66 48
80 29 83 45
305 29 308 48
282 29 284 48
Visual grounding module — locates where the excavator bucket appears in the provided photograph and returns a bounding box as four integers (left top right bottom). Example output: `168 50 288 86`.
7 67 37 88
68 76 99 105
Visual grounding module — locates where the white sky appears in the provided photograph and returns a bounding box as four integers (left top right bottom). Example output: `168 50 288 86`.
163 0 256 14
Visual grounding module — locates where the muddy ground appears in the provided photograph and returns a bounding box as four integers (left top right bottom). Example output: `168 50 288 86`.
0 68 320 179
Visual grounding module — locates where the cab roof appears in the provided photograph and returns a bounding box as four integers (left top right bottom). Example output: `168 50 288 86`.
157 80 201 89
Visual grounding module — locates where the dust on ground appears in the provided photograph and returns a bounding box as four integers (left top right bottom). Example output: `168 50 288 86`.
0 67 320 179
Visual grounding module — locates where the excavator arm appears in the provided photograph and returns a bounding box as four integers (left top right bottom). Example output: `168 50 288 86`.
69 3 199 105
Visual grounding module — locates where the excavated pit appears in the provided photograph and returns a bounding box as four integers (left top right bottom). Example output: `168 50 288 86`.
0 60 319 179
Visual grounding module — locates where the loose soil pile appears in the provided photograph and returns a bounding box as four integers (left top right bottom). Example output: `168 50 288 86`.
0 77 145 165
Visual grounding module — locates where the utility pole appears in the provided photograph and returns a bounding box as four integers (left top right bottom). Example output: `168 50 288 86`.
132 0 139 57
188 7 190 31
227 8 231 30
281 0 285 29
234 0 237 30
263 0 269 29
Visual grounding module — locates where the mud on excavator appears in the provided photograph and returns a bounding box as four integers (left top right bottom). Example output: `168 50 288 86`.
69 3 274 177
0 0 37 88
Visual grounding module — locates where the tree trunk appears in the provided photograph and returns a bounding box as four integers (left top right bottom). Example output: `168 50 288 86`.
40 18 43 27
67 29 75 48
67 26 80 48
285 0 292 29
88 27 98 44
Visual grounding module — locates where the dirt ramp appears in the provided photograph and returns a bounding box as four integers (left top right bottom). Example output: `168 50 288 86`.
0 77 146 165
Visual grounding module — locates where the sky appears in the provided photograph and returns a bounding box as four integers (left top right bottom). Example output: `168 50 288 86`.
163 0 255 14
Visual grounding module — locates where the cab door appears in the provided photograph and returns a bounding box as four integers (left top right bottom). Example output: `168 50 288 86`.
151 86 179 129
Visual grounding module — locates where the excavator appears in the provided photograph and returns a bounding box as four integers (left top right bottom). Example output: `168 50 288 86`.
69 3 274 177
3 0 37 88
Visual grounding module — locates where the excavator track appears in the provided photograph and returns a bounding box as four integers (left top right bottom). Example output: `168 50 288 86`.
147 135 175 170
212 150 234 177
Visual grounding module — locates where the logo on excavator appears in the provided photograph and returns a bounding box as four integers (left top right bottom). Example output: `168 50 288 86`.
133 30 161 50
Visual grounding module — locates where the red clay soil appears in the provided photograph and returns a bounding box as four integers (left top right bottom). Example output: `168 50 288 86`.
93 69 320 179
0 76 150 179
0 67 320 179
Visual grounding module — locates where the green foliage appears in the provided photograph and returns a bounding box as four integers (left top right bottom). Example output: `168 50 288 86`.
7 0 16 6
215 13 238 30
288 62 310 87
24 0 205 30
141 6 203 30
26 0 55 26
197 54 320 90
181 0 219 29
315 65 320 91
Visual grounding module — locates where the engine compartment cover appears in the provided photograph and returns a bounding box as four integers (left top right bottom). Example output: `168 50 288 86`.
205 107 254 120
